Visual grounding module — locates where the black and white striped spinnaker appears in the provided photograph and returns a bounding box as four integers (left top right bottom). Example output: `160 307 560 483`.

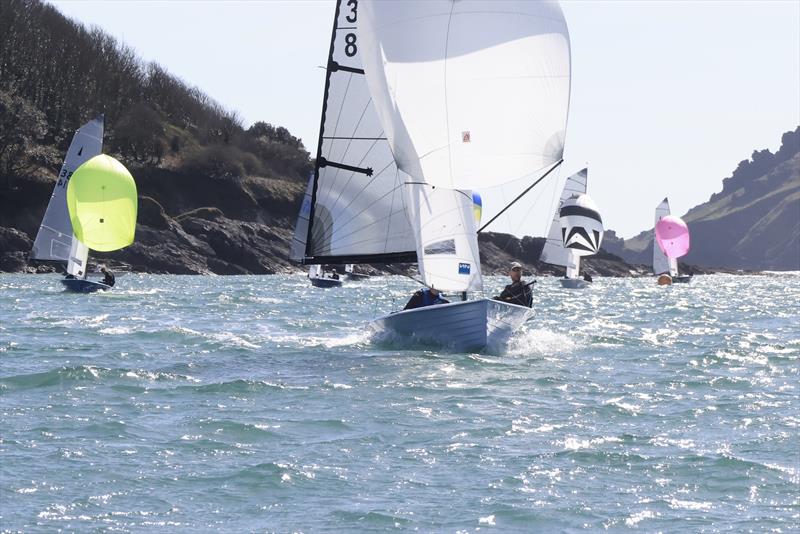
559 194 604 256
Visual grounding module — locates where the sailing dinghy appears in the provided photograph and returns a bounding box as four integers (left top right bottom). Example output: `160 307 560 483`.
540 168 604 288
30 116 137 292
344 264 370 281
653 198 692 284
288 0 416 284
61 154 137 292
30 116 109 292
358 0 571 351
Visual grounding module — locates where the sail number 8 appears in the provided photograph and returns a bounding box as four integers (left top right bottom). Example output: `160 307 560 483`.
344 0 358 57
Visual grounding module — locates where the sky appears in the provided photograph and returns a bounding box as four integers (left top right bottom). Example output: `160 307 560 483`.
50 0 800 239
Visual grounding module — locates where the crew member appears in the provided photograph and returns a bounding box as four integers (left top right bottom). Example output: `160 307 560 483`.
403 286 449 310
100 266 115 287
494 262 532 307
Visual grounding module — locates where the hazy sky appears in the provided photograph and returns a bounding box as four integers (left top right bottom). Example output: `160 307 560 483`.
50 0 799 238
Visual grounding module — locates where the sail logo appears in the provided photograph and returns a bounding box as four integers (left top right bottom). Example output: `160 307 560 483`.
461 131 471 143
458 262 471 274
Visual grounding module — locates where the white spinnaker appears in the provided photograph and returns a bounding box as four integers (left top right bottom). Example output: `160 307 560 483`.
359 0 571 190
540 168 587 267
404 184 482 293
301 0 416 265
31 116 103 262
653 198 674 276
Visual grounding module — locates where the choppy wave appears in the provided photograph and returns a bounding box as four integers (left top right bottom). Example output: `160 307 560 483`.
0 273 797 532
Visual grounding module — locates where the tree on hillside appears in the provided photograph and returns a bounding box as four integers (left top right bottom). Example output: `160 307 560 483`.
0 89 56 188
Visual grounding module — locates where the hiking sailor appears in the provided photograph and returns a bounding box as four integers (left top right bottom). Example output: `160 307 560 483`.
494 262 533 307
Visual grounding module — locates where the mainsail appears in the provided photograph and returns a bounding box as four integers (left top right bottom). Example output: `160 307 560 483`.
296 0 416 265
404 184 482 292
31 116 103 262
540 168 588 267
359 0 571 190
653 198 675 276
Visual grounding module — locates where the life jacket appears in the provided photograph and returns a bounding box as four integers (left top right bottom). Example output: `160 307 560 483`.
420 288 442 306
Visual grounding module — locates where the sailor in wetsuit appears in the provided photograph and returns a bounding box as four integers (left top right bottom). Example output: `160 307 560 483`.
494 262 533 307
330 269 340 280
100 266 115 287
403 286 449 310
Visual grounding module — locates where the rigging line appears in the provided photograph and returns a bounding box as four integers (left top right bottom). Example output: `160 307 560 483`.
324 90 373 208
327 137 379 217
327 159 396 225
381 167 400 259
477 159 563 233
321 71 356 200
325 182 407 244
442 1 456 185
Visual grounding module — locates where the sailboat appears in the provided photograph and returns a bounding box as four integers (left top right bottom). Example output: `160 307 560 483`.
540 168 604 288
31 116 103 290
344 264 370 281
357 0 571 351
653 198 692 284
30 116 138 292
289 0 417 280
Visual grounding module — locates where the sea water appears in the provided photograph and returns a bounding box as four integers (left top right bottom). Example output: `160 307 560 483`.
1 273 798 532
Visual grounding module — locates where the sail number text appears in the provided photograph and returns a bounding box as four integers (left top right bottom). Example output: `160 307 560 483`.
344 0 357 57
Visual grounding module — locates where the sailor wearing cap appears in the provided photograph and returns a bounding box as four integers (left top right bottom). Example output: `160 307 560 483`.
494 262 533 307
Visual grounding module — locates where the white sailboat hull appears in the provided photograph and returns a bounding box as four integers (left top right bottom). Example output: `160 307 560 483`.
370 298 532 352
560 278 590 289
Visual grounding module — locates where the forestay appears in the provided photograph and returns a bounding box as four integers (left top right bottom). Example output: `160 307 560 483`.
31 116 103 262
359 0 571 190
299 0 416 265
404 184 482 293
653 198 675 276
540 168 587 267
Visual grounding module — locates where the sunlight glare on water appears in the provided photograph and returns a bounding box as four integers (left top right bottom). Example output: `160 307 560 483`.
1 273 798 531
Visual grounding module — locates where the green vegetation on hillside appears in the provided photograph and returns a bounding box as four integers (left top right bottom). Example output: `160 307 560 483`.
0 0 312 188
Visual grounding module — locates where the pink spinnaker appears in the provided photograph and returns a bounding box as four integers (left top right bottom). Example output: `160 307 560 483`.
655 215 690 259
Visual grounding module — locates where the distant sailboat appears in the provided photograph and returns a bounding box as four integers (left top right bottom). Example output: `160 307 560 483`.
540 168 604 288
344 264 370 281
653 198 692 284
360 0 571 350
31 117 103 279
62 154 137 292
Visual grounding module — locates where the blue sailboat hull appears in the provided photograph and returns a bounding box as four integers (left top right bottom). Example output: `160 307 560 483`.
61 278 111 293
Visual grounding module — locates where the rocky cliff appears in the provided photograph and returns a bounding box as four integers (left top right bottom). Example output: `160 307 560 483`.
604 128 800 271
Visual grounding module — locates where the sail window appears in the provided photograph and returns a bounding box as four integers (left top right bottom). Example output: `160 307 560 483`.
424 239 456 255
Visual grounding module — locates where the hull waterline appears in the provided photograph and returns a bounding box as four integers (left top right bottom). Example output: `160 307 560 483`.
560 278 590 289
310 277 343 288
370 298 532 352
61 278 111 293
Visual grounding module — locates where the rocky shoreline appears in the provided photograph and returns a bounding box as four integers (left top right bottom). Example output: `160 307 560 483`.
1 169 719 278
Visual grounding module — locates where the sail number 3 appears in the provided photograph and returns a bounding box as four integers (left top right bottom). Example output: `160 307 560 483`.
344 0 358 57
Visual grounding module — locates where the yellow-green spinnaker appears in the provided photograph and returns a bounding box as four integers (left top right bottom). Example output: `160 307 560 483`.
67 154 137 252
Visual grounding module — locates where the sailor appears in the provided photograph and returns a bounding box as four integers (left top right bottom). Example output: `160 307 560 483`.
495 262 533 307
403 286 449 310
100 266 115 287
583 273 593 283
330 269 340 280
